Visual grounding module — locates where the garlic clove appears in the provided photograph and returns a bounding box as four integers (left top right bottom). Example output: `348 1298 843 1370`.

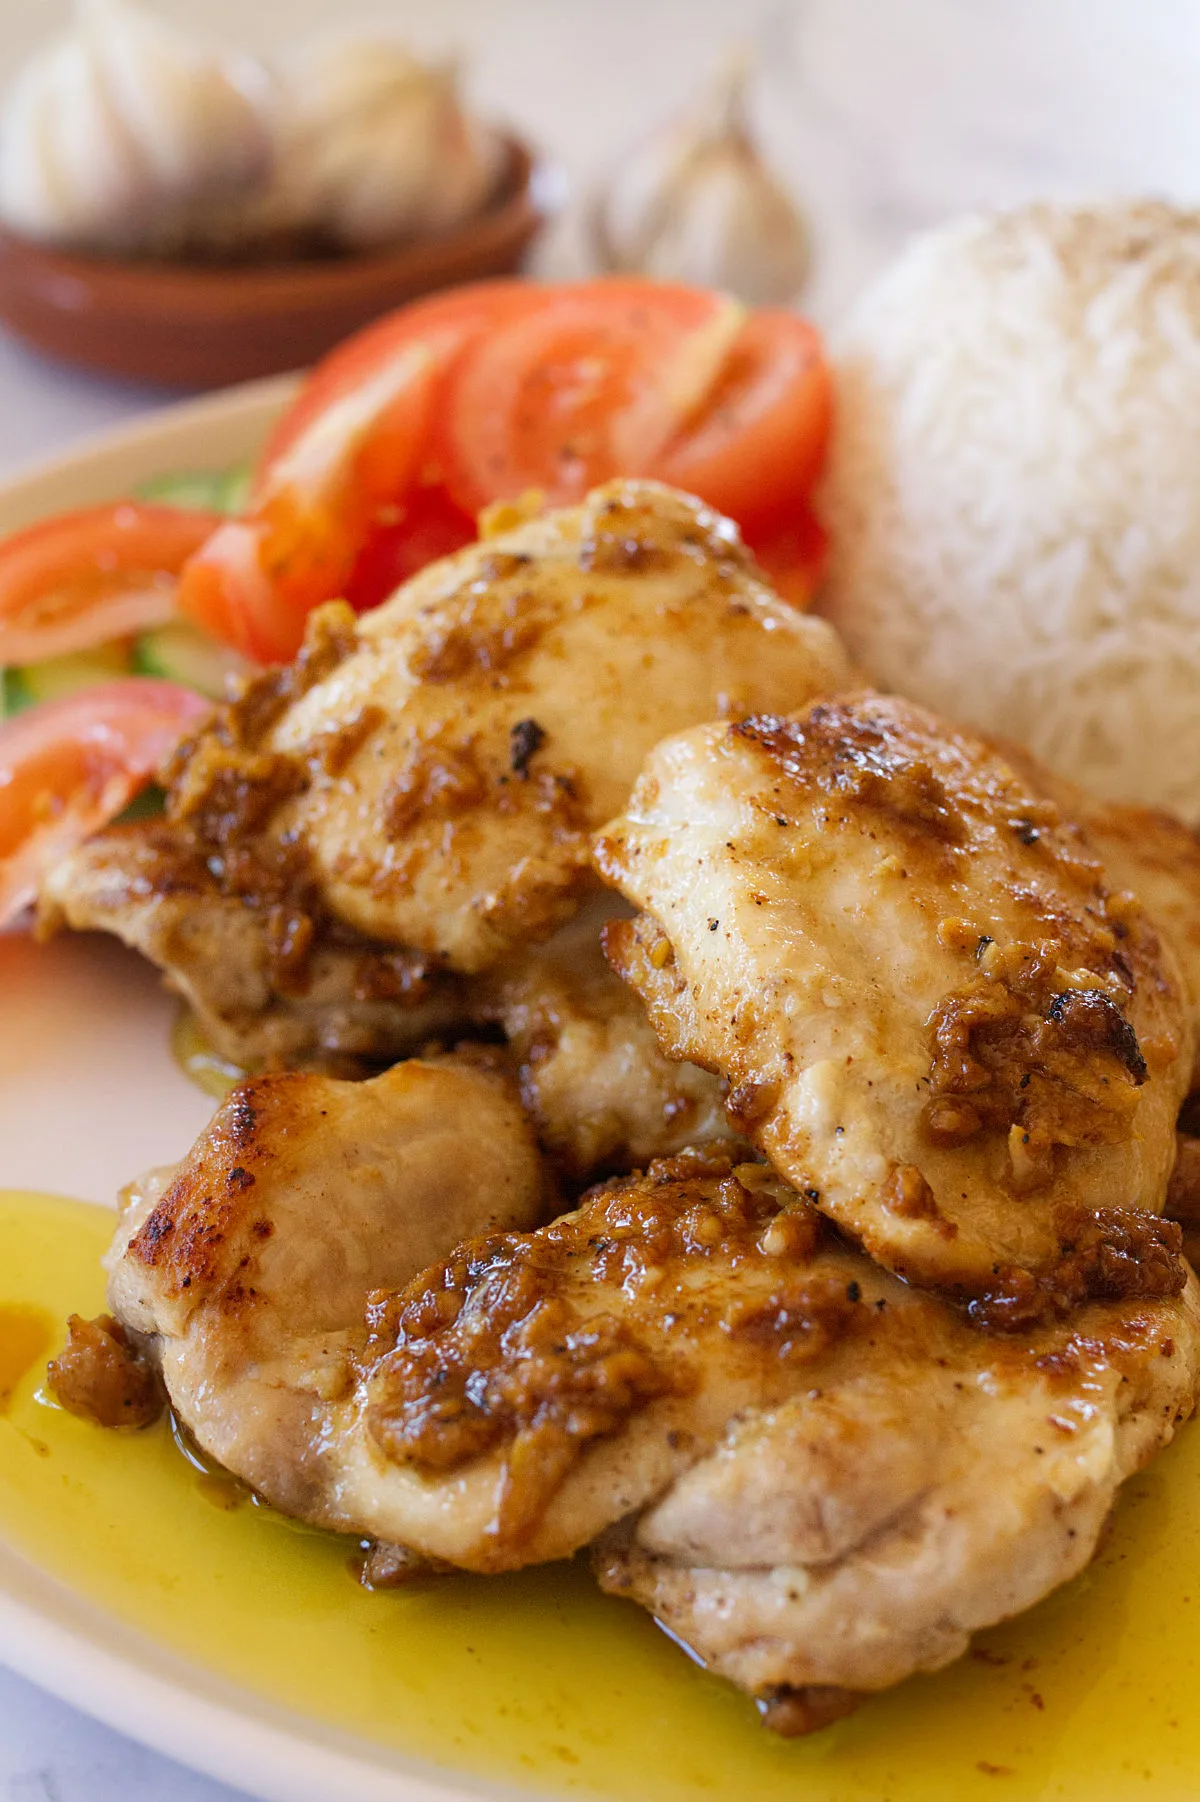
0 32 146 246
267 36 504 252
0 0 273 254
78 0 272 200
593 51 810 307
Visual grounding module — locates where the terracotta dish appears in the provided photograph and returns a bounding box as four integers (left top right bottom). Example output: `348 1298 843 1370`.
0 134 545 391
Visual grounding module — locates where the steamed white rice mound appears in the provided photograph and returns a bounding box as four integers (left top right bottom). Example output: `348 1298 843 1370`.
819 200 1200 821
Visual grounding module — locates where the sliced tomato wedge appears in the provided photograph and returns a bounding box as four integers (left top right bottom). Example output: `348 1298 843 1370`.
744 504 829 609
255 280 546 488
442 279 736 513
181 283 548 662
0 678 211 927
0 503 225 667
652 311 832 528
183 280 834 661
174 519 279 665
180 343 442 661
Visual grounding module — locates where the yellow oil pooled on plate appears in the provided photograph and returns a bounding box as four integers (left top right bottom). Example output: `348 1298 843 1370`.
0 1301 54 1412
3 1186 1200 1802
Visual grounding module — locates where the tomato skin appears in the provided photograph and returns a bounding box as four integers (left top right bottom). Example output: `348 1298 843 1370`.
175 518 285 663
344 488 477 614
186 279 834 661
743 504 829 609
0 677 210 927
0 504 225 666
441 280 730 513
442 284 832 537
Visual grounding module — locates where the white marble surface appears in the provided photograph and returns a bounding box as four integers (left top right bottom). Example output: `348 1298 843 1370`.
3 0 1200 1795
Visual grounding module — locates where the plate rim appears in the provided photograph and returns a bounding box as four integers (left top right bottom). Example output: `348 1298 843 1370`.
0 380 527 1802
0 1545 530 1802
0 371 300 530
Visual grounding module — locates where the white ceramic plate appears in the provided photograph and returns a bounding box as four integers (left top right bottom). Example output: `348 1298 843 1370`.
0 379 509 1802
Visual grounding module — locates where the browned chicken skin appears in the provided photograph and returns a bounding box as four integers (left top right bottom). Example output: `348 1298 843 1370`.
1036 785 1200 1093
252 482 848 971
592 1225 1199 1720
955 749 1200 1260
41 834 730 1182
991 736 1200 1096
37 820 466 1073
596 694 1193 1321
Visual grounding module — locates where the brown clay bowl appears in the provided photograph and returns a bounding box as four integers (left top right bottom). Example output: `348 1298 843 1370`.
0 134 547 390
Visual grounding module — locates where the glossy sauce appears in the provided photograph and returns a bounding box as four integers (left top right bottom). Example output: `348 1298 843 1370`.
0 1302 54 1412
171 1008 244 1101
3 1186 1200 1802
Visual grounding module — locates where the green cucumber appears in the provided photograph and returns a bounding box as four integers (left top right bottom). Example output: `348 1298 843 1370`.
135 464 252 516
1 667 31 718
133 619 247 700
3 641 133 716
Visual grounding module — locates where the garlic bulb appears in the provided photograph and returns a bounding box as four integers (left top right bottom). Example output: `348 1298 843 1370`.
0 0 273 254
593 54 809 306
265 38 505 252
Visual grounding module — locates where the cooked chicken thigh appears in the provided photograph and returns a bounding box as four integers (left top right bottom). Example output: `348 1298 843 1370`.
38 822 465 1072
255 482 847 970
42 831 729 1178
961 756 1200 1258
477 900 731 1178
43 461 1200 1739
594 1236 1199 1721
102 1057 548 1509
596 695 1192 1320
91 1140 1198 1729
51 481 847 979
1167 1122 1200 1266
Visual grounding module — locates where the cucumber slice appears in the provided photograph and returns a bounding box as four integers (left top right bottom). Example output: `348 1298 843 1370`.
134 619 247 700
6 640 133 712
217 464 253 514
136 464 251 515
1 668 31 718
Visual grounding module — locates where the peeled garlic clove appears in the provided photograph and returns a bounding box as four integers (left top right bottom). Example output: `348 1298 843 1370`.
593 53 810 307
0 0 272 253
268 37 504 252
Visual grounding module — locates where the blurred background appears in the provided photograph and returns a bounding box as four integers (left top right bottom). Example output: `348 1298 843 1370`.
3 0 1200 470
